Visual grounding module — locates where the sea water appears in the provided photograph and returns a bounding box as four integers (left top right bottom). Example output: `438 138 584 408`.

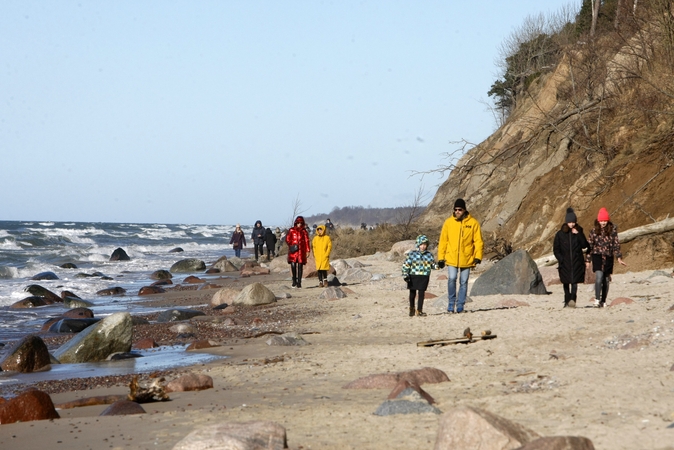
0 220 259 340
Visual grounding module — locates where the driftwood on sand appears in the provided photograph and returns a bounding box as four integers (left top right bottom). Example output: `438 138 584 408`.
535 217 674 266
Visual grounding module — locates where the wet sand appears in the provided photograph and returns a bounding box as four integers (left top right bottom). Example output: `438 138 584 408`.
1 256 674 449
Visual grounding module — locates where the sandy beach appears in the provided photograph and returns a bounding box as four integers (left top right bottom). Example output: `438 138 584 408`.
1 254 674 450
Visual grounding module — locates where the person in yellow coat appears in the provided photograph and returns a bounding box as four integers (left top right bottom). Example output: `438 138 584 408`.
437 198 484 313
312 225 333 287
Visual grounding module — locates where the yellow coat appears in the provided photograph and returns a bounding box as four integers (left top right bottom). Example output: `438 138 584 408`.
312 227 332 271
438 213 483 268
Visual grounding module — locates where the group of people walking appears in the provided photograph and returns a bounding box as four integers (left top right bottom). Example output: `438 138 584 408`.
401 198 627 317
229 217 334 289
229 221 283 261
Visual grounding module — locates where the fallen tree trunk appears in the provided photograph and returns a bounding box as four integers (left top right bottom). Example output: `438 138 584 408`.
535 216 674 266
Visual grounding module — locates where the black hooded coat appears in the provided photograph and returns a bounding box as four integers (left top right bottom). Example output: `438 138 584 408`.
553 223 589 284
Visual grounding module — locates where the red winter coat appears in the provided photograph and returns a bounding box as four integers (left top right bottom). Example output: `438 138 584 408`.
286 226 310 264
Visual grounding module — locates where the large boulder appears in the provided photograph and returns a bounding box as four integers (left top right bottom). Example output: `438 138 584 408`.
0 335 52 373
172 421 288 450
211 288 240 307
110 247 131 261
434 405 540 450
53 312 133 363
165 373 214 393
338 268 373 284
232 283 277 306
170 258 206 273
390 240 416 257
470 250 547 296
0 389 60 424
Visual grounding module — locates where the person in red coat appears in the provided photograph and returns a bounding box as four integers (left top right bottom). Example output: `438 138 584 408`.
286 215 311 288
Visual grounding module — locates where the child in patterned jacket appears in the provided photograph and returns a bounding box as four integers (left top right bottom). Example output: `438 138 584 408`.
402 235 441 317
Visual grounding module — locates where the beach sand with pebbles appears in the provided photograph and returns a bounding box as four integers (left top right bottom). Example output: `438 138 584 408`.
2 254 674 449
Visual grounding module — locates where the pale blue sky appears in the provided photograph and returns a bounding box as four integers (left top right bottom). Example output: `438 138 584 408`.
1 0 577 226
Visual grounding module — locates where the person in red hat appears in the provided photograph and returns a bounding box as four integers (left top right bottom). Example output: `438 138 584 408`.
586 207 627 307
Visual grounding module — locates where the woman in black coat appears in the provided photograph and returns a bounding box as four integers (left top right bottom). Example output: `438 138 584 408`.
553 208 589 308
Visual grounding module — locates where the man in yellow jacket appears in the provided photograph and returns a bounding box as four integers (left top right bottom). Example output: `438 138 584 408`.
437 198 484 313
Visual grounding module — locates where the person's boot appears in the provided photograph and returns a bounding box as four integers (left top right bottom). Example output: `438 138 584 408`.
409 307 415 317
568 294 576 308
563 293 570 308
415 309 427 317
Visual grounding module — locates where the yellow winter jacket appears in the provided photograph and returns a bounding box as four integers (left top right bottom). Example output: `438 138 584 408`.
437 213 483 268
312 227 332 271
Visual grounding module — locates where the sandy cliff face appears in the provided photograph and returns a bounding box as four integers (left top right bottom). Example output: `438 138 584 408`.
420 50 674 263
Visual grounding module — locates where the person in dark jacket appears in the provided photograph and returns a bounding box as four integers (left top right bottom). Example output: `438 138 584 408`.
251 220 266 261
229 224 246 258
265 227 277 260
553 207 589 308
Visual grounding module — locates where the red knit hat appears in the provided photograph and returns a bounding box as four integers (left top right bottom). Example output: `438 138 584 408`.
597 207 610 221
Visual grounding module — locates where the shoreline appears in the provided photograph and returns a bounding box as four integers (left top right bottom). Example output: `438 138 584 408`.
1 255 674 449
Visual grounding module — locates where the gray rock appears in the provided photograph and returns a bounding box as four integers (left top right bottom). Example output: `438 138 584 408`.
169 323 198 334
172 421 287 450
53 312 133 363
374 390 441 416
340 268 373 284
96 287 126 296
371 273 386 281
156 308 206 323
232 283 277 306
266 333 309 346
471 250 547 296
318 287 347 299
170 258 206 273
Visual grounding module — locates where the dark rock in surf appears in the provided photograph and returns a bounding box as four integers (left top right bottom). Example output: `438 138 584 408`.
48 318 100 333
110 247 131 261
10 296 51 309
138 286 166 296
59 263 78 269
24 285 62 303
151 279 173 286
63 297 95 308
150 269 173 280
168 247 184 253
96 287 126 296
60 290 81 299
30 271 59 281
63 307 94 318
0 335 52 373
170 258 206 273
